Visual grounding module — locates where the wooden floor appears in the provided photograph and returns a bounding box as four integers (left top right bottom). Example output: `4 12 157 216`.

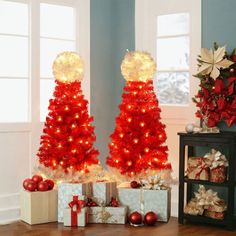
0 217 235 236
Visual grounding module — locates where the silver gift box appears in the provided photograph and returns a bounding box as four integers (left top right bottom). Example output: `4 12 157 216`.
88 206 127 224
58 183 91 222
92 182 117 205
118 187 171 222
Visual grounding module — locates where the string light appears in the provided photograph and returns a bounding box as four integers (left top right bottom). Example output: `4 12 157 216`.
78 103 82 107
58 143 62 148
127 161 132 166
75 114 79 119
73 95 77 99
65 106 69 111
159 134 163 139
115 159 119 163
130 172 134 176
127 105 131 109
119 133 124 138
154 158 158 162
70 166 73 169
71 124 76 129
111 142 114 146
133 91 137 95
56 128 60 133
142 108 146 113
57 116 62 122
71 149 76 153
60 161 64 165
144 147 149 153
79 140 83 144
124 149 130 154
145 132 149 137
140 122 145 127
127 117 132 122
85 141 89 145
133 139 139 144
68 137 73 142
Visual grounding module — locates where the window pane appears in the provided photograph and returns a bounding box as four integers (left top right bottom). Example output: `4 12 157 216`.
40 79 55 121
0 79 28 122
40 3 74 40
0 35 28 77
157 13 189 37
0 1 28 36
40 38 75 78
155 72 189 105
157 36 189 70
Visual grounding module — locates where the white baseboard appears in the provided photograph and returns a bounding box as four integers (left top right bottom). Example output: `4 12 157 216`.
0 193 20 224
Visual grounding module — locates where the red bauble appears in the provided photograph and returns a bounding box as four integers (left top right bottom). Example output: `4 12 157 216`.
91 202 98 207
144 211 157 226
44 179 54 190
26 180 37 192
38 181 49 191
32 175 43 184
23 178 32 190
129 211 142 225
130 181 139 188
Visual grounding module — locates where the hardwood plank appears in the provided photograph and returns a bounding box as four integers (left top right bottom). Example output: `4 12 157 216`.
0 217 235 236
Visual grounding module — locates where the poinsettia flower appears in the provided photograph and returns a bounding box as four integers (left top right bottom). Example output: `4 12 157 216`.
198 46 234 79
214 79 225 93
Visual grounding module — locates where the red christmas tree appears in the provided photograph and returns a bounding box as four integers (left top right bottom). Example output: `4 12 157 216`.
106 51 172 180
37 52 99 181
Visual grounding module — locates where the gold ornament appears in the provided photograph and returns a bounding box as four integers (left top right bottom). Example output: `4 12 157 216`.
198 46 234 79
121 51 156 82
53 51 84 83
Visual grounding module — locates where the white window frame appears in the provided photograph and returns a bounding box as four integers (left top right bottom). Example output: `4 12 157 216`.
135 0 201 124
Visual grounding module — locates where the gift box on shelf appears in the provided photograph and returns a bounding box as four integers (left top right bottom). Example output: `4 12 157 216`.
118 187 171 222
63 196 88 227
88 206 127 224
204 149 229 183
20 189 57 225
92 181 117 205
186 157 209 180
58 182 91 222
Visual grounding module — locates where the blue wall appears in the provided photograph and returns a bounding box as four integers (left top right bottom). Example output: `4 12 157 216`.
202 0 236 131
90 0 135 166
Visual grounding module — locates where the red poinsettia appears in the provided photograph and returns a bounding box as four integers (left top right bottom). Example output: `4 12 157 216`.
193 44 236 127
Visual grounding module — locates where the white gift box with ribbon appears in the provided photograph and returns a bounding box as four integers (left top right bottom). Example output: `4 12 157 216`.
92 182 117 206
58 183 91 222
118 187 171 222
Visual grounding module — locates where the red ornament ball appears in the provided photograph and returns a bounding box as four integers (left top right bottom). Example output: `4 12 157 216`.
44 179 54 190
129 211 142 225
130 181 139 188
26 180 37 192
144 211 158 226
38 181 49 191
32 175 43 184
23 178 32 190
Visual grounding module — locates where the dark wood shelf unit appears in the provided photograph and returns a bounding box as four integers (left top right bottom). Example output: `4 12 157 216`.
178 131 236 231
183 214 227 226
184 177 229 187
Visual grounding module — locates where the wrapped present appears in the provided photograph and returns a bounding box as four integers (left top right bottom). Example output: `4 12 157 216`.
92 181 117 206
184 185 227 217
186 157 209 180
58 182 91 222
118 183 170 222
20 189 57 225
204 210 225 220
204 149 229 183
184 199 204 216
63 196 88 227
210 166 227 183
88 206 127 224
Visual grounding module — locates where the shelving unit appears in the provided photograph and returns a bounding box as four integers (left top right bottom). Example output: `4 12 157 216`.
178 132 236 230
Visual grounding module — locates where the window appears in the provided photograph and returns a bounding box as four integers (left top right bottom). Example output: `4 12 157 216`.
40 3 76 121
0 1 29 122
0 0 89 124
156 13 190 105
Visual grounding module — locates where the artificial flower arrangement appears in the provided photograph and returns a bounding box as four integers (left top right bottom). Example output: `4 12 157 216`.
193 43 236 128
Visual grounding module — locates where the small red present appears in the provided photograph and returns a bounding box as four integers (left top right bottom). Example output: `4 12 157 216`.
204 210 225 220
186 157 210 180
210 166 227 183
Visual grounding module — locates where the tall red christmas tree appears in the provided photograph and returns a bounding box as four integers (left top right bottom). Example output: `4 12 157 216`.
106 51 172 181
37 52 99 182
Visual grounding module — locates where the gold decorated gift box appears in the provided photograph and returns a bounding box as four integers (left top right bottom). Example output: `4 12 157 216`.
20 189 57 225
118 187 171 222
58 182 91 222
186 157 209 180
88 206 127 224
92 181 117 205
